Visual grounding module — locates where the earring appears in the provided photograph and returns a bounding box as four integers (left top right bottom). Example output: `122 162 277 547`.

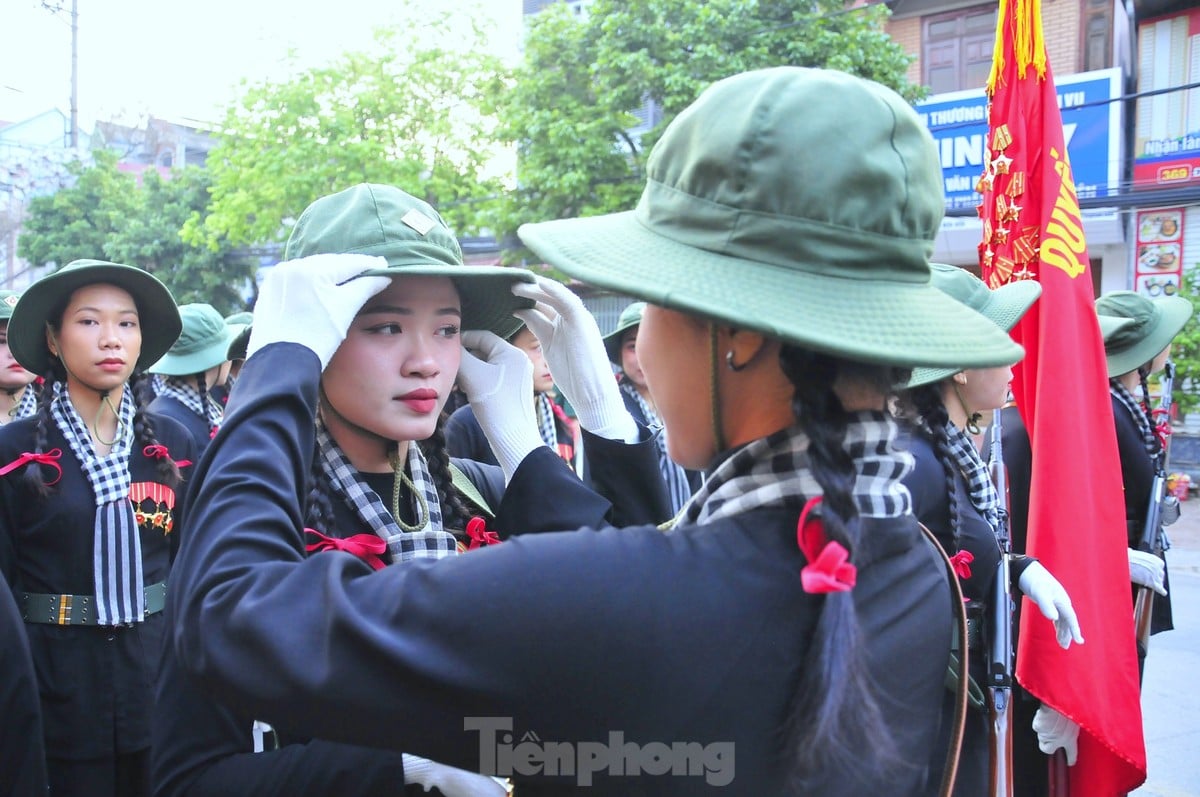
726 351 747 372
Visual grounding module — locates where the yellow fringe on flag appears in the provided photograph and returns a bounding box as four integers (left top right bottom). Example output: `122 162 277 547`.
987 0 1047 93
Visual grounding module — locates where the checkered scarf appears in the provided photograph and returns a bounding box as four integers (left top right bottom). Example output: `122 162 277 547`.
678 411 913 527
158 379 223 434
9 384 38 421
620 380 693 514
50 383 143 625
1111 380 1159 457
314 421 457 562
535 392 559 450
943 421 1001 536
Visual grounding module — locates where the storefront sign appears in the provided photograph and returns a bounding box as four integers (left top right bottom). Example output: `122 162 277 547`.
1134 8 1200 190
1133 208 1185 297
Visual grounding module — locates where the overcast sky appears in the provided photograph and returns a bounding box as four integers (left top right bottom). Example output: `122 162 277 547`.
1 0 521 127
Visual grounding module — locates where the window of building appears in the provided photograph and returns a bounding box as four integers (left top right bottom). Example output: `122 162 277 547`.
1082 0 1113 71
923 5 997 94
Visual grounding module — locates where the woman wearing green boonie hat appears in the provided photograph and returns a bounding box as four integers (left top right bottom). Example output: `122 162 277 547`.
0 259 196 797
167 69 1027 795
602 300 701 515
147 302 236 453
895 265 1084 795
154 184 593 797
0 289 41 423
1095 291 1193 664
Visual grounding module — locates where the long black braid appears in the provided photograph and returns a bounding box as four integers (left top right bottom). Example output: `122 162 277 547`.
777 346 901 792
193 372 218 438
1136 367 1163 456
420 412 473 532
895 383 962 552
24 363 63 497
303 440 338 537
131 371 182 488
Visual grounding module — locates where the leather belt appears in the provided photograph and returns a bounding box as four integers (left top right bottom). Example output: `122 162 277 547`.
19 581 167 626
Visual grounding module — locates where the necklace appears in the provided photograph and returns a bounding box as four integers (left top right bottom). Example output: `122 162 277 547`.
389 450 429 533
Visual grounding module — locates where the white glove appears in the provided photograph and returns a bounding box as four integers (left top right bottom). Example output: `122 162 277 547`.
1129 548 1168 596
402 753 509 796
246 254 390 369
1018 561 1084 649
458 330 545 483
1032 705 1079 766
513 277 637 443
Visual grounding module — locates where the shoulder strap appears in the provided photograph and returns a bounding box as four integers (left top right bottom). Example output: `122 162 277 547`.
918 521 969 797
449 463 493 518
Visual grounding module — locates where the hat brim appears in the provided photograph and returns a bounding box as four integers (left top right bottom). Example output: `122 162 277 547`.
356 263 536 340
519 212 1025 370
226 323 252 361
1103 295 1193 377
908 279 1041 387
9 263 181 375
150 327 237 376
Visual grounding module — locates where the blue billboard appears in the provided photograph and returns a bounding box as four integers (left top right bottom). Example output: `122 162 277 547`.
916 69 1122 211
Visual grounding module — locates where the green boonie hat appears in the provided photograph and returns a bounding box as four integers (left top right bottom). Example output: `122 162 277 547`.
603 302 646 364
150 303 235 376
224 311 253 327
0 290 21 322
285 184 535 339
517 67 1024 370
907 265 1041 387
226 323 252 361
8 259 181 374
1096 291 1193 378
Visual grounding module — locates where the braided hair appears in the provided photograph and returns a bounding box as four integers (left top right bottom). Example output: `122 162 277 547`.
24 362 62 497
419 412 473 532
131 371 182 488
776 346 906 791
895 383 962 551
303 441 338 536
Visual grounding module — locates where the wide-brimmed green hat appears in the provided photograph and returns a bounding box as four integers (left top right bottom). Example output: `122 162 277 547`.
0 290 21 322
603 302 646 364
518 67 1023 370
285 184 535 339
223 311 253 361
150 303 235 376
8 259 181 374
1096 291 1193 377
907 265 1041 387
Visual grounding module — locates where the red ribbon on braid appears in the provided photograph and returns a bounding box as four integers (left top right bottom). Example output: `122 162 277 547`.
465 516 500 550
304 528 387 571
0 448 63 485
949 549 975 580
796 496 857 594
143 444 192 468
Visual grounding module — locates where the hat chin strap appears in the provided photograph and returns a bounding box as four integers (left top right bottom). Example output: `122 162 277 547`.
47 330 127 447
709 324 727 454
951 382 983 436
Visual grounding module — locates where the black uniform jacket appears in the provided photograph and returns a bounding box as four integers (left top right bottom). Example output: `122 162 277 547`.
0 569 48 796
0 409 196 759
168 343 952 796
148 393 214 458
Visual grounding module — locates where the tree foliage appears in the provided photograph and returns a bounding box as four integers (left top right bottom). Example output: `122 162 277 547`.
1170 264 1200 416
490 0 923 254
187 6 511 251
18 152 252 315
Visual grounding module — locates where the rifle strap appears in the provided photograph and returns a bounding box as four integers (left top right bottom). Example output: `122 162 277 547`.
919 522 970 797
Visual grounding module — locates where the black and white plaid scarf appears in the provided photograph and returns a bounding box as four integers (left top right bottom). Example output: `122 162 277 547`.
314 421 457 562
158 379 223 433
678 411 913 527
535 392 558 450
51 383 143 625
1110 380 1159 457
943 421 1002 536
8 384 38 421
620 380 693 514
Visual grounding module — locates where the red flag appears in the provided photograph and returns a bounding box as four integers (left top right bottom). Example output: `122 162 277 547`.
978 0 1146 793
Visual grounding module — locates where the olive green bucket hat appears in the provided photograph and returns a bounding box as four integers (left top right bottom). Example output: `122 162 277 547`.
8 259 181 374
603 301 646 364
150 303 235 376
908 265 1041 387
518 67 1023 369
285 184 535 339
1095 291 1193 378
0 290 21 322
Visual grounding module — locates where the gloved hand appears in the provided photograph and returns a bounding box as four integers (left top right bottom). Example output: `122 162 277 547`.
402 753 509 796
1032 705 1079 766
513 277 638 443
245 254 390 370
1129 548 1168 596
458 330 544 483
1017 561 1084 649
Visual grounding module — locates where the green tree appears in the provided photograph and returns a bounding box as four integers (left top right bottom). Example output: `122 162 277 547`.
491 0 923 254
1171 264 1200 417
187 7 511 251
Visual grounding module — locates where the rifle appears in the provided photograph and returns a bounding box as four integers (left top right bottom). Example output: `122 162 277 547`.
1133 361 1175 656
987 409 1015 797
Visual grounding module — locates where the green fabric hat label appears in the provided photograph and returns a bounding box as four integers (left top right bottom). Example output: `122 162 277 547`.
402 209 436 236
